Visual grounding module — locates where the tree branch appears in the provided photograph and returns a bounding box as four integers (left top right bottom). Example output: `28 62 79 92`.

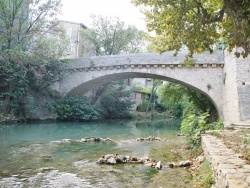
193 0 225 25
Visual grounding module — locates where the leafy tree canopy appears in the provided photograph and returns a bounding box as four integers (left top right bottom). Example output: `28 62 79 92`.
81 15 147 56
99 80 135 118
132 0 250 57
0 0 68 115
158 83 217 120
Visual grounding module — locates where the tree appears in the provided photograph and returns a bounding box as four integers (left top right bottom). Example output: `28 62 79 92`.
0 0 68 116
81 15 148 106
158 83 217 121
99 80 135 119
132 0 250 57
80 15 147 56
145 79 162 115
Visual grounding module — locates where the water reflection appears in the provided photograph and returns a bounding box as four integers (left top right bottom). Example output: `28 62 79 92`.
0 119 180 146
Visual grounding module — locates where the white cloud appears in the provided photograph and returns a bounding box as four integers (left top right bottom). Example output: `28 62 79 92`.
60 0 147 31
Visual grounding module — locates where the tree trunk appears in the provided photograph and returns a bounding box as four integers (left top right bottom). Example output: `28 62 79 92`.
2 81 14 114
93 83 110 105
145 86 155 115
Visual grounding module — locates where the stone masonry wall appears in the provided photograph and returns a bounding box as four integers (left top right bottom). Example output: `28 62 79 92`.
202 133 250 188
235 54 250 122
223 49 250 124
223 50 240 123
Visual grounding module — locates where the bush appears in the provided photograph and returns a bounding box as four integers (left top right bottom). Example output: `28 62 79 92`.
181 112 223 148
194 160 215 187
52 96 100 121
137 100 153 112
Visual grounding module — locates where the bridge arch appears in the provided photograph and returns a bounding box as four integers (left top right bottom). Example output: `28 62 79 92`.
53 51 224 117
66 71 220 114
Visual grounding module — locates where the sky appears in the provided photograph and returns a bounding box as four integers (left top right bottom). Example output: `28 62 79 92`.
60 0 147 31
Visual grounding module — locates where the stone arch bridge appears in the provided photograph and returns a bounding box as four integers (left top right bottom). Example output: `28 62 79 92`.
53 50 250 124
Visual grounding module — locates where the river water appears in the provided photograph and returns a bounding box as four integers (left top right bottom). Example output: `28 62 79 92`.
0 119 182 188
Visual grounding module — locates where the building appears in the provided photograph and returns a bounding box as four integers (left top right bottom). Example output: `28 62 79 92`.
61 21 87 59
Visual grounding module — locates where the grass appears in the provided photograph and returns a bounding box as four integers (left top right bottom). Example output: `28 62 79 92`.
208 131 222 138
147 135 214 188
193 160 215 188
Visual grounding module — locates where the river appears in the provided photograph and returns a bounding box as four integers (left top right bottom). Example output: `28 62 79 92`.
0 119 188 188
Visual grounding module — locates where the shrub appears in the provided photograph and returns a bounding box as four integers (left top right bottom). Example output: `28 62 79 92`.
53 96 100 121
194 160 215 187
181 112 223 148
137 100 153 112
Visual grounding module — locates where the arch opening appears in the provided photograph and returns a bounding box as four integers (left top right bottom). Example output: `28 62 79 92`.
65 72 220 119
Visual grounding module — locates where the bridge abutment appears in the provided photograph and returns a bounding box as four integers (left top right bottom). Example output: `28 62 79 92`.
223 48 250 125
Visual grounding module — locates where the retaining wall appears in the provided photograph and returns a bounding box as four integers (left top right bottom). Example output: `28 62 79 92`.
202 133 250 188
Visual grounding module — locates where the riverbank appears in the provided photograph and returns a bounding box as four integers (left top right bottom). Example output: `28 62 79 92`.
0 110 174 124
202 126 250 187
146 134 216 188
147 125 250 187
0 113 19 123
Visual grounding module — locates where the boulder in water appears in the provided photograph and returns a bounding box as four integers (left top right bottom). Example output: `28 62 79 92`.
178 160 193 167
107 157 116 164
136 136 161 142
155 161 162 170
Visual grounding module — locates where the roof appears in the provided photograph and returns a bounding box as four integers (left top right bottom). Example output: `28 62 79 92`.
61 20 87 29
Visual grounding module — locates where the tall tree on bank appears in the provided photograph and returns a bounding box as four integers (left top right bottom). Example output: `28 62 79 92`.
145 79 162 115
80 15 147 105
80 15 147 56
0 0 68 115
132 0 250 58
99 80 135 119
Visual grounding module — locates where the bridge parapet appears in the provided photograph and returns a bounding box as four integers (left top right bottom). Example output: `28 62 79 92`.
72 63 224 72
67 50 224 70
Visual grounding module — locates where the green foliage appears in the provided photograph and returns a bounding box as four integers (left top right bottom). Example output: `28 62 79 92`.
99 80 135 119
184 57 195 65
52 96 100 121
158 83 186 117
181 113 223 148
181 113 209 148
158 83 185 105
137 100 153 112
215 39 228 50
208 120 224 130
158 83 217 120
0 0 69 117
194 160 215 188
25 96 39 118
209 131 222 139
144 79 162 115
131 83 144 92
81 15 147 56
132 0 250 58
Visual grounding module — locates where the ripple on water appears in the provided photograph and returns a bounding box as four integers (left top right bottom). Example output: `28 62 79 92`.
0 119 181 187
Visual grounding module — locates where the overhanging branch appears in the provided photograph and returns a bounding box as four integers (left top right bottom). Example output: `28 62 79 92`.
193 0 225 25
